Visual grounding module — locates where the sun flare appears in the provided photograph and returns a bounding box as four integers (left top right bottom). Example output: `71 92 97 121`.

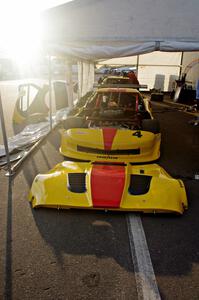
0 0 72 66
0 1 43 66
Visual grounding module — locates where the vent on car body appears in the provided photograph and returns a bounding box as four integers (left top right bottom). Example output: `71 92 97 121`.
68 173 86 193
77 145 140 155
128 175 152 195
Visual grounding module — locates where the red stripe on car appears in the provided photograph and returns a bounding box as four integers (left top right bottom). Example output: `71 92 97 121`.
102 128 117 150
91 164 125 208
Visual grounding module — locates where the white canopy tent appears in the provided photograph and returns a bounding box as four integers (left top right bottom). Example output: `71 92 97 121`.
42 0 199 95
43 0 199 60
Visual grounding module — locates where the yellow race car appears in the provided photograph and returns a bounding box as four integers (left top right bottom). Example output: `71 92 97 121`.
29 86 188 214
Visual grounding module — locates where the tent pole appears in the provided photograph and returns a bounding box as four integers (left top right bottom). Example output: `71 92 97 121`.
77 61 83 100
48 55 53 130
136 55 139 78
0 93 12 175
179 52 184 79
66 62 74 107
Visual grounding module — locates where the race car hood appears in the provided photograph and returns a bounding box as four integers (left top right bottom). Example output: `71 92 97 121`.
60 127 161 163
29 162 188 214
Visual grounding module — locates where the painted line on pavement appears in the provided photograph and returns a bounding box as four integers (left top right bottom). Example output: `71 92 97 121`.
127 214 161 300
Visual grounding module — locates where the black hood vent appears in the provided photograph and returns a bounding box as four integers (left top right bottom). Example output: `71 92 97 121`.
128 175 152 195
68 173 86 193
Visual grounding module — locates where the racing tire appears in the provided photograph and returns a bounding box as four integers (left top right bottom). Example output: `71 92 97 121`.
142 119 160 134
63 116 87 129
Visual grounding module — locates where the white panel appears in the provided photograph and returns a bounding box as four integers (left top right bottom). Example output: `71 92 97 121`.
99 56 138 66
99 52 182 66
78 61 94 97
138 66 180 91
139 52 182 65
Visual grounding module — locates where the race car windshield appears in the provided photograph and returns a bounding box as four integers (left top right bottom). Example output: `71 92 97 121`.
94 91 141 110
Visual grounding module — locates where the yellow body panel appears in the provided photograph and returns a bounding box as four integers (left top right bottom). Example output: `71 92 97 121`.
60 128 161 163
29 162 93 209
29 162 188 214
13 104 26 124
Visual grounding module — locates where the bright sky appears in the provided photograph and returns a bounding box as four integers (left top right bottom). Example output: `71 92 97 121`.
0 0 73 63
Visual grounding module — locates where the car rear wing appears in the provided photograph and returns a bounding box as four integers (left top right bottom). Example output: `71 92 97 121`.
93 83 148 89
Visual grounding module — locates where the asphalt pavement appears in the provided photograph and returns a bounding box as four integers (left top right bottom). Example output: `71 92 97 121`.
142 103 199 300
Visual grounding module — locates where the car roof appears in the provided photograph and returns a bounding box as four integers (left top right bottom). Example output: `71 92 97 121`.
103 76 129 80
97 87 140 93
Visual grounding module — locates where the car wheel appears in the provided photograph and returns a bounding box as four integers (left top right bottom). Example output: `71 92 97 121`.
142 119 160 134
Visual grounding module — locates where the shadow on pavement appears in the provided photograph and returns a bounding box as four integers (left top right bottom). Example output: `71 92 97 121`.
142 180 199 276
31 208 133 272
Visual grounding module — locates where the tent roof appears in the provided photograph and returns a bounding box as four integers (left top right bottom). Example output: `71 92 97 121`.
42 0 199 60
